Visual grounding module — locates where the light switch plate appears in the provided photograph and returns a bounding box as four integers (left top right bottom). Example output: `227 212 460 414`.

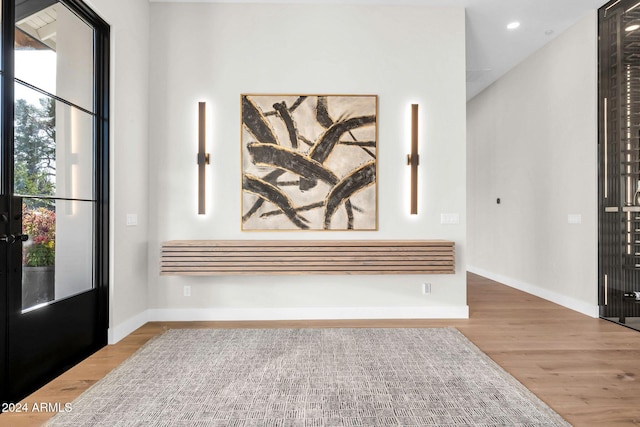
440 213 460 225
126 214 138 226
568 214 582 224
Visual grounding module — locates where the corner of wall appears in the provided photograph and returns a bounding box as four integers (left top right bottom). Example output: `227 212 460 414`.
90 0 152 336
467 266 599 318
108 310 150 344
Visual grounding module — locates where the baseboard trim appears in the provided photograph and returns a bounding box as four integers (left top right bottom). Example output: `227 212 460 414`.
467 265 599 318
146 306 470 322
108 310 150 344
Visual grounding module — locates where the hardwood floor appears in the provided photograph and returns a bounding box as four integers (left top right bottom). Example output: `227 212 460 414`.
2 272 640 426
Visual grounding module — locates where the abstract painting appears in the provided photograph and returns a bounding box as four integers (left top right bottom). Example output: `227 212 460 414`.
241 95 378 231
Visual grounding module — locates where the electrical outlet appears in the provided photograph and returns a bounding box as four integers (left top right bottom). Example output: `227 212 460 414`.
183 285 191 297
422 283 431 294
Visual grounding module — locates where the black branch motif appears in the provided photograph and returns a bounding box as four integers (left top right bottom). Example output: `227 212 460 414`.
243 174 309 229
247 143 339 185
289 96 308 112
317 96 374 159
264 96 308 117
242 169 286 223
261 201 325 218
242 96 278 145
339 140 376 147
273 102 299 149
309 115 376 164
324 161 376 229
345 200 355 230
316 96 334 129
261 200 363 220
259 200 354 230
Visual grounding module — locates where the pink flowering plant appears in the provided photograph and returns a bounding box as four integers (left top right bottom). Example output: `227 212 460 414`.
22 206 56 267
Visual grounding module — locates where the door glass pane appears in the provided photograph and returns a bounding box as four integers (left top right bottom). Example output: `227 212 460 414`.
15 84 95 201
14 0 100 313
15 2 94 112
600 2 640 331
22 198 94 311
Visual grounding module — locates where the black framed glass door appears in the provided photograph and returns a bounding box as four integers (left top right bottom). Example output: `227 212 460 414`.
0 0 109 403
599 0 640 331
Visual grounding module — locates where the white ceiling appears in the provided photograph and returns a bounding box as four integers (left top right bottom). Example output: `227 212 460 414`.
150 0 609 99
461 0 607 99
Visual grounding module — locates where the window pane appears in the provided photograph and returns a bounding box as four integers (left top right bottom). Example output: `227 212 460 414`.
15 83 95 201
22 198 94 311
52 199 94 300
15 2 94 112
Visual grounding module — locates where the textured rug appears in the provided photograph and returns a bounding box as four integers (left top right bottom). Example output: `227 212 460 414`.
45 328 570 426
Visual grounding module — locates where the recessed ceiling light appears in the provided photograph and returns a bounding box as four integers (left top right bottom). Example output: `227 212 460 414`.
507 22 521 30
626 21 640 32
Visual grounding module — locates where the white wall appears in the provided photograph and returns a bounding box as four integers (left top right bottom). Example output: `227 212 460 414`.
467 12 598 317
147 3 467 322
83 0 151 343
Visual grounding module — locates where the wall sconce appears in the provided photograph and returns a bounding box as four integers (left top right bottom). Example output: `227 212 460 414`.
407 104 419 215
197 102 210 215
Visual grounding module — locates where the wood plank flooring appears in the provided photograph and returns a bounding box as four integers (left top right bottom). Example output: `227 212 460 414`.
2 272 640 426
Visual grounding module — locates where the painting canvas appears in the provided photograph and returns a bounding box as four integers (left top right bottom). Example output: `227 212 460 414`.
241 94 378 231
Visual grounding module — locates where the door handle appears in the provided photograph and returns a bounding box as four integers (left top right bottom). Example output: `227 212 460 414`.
0 234 28 244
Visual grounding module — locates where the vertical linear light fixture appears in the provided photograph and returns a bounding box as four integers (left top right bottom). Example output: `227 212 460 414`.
407 104 419 215
197 102 210 215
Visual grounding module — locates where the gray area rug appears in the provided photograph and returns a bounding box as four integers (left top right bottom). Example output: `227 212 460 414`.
46 328 571 426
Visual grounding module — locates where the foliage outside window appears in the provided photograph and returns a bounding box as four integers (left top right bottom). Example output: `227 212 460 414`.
14 97 56 203
23 206 55 266
15 96 56 267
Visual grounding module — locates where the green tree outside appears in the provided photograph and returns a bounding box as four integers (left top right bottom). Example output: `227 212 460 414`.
14 97 56 208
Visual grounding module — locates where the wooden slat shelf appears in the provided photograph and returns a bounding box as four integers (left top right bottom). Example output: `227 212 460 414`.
160 240 455 276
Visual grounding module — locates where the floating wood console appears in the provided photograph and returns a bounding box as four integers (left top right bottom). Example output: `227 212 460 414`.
160 240 455 276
